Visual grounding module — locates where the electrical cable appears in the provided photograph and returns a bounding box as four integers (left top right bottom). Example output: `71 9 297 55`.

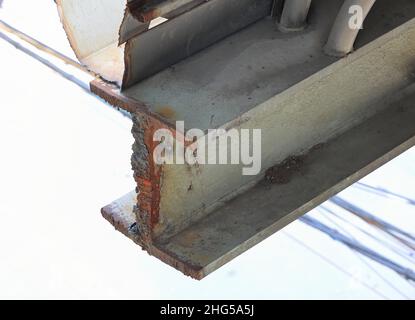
321 205 415 265
355 182 415 206
283 231 391 299
317 208 411 299
331 196 415 244
300 215 415 282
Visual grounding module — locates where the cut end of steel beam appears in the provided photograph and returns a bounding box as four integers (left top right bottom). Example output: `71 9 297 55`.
56 0 415 278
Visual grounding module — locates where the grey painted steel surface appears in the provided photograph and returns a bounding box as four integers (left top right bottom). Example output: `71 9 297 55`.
122 0 273 87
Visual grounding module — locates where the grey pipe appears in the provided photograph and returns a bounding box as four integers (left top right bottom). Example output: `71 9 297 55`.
278 0 312 32
324 0 376 57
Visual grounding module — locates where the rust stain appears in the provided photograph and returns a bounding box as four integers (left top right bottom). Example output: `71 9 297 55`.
101 201 203 280
150 244 204 280
139 8 162 22
145 120 165 228
132 115 166 241
132 112 186 244
265 155 306 184
265 143 327 185
174 230 201 248
122 40 133 89
155 105 176 120
90 79 177 128
127 0 161 22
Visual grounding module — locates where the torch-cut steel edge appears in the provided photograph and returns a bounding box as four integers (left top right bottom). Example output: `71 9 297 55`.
101 192 205 279
90 78 175 128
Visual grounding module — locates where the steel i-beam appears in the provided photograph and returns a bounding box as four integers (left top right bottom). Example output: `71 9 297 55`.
56 0 415 279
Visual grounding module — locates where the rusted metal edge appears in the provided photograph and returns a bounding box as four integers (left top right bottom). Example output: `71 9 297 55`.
119 5 150 45
130 111 195 246
90 78 171 246
131 113 165 245
90 78 175 128
101 192 205 279
118 0 220 45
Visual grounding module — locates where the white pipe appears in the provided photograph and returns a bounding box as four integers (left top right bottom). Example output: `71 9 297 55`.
324 0 376 57
279 0 312 32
